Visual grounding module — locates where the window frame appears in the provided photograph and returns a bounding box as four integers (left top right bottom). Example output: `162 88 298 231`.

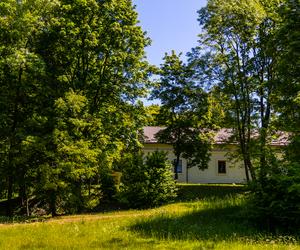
217 160 227 175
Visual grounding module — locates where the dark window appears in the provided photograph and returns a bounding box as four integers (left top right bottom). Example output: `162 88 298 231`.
173 159 182 173
218 161 226 174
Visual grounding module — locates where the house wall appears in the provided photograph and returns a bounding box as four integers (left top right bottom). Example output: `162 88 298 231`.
143 143 247 184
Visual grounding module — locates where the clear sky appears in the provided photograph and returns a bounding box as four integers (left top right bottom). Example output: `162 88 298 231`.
133 0 207 66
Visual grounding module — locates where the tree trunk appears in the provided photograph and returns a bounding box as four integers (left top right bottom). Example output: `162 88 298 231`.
174 154 180 180
243 158 250 182
6 175 13 217
49 191 57 217
246 154 256 181
19 167 27 208
186 165 189 183
6 145 15 217
259 128 268 183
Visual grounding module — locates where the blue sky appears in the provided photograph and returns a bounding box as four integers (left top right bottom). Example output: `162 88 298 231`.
133 0 207 66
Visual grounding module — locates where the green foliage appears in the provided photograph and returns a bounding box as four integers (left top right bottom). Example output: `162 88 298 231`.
144 104 161 126
52 90 102 213
0 0 150 216
251 162 300 230
248 0 300 231
275 0 300 151
99 167 117 201
0 0 58 216
276 0 300 110
119 151 177 208
190 0 286 181
153 51 212 178
186 0 300 232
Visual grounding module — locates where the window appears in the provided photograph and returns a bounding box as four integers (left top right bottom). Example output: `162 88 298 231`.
173 159 182 173
218 160 226 174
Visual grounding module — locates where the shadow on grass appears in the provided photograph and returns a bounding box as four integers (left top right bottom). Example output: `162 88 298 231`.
130 201 299 244
91 237 158 249
0 215 50 224
176 184 246 202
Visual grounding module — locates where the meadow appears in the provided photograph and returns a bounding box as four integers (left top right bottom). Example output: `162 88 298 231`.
0 185 299 250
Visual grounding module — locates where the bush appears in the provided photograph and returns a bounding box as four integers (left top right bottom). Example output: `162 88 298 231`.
251 162 300 231
99 167 117 201
119 151 177 208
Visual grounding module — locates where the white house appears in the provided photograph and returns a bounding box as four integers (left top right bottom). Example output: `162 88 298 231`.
142 126 288 184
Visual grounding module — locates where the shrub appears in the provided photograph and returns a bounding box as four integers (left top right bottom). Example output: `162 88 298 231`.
99 167 117 201
251 162 300 231
119 151 177 208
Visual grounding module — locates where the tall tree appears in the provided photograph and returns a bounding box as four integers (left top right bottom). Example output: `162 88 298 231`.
272 0 300 137
34 0 150 214
250 1 300 228
276 0 300 161
153 51 211 180
190 0 283 181
0 0 150 216
0 0 57 216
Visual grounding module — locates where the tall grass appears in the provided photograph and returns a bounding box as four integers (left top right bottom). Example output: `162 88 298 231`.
0 185 298 250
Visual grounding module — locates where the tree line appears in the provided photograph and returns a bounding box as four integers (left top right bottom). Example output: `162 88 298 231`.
0 0 152 216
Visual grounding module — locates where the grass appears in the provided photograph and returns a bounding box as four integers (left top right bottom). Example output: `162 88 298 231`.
0 185 299 250
176 183 246 201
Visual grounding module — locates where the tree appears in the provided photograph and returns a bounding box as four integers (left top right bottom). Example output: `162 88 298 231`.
190 0 284 182
119 151 177 208
276 0 300 161
0 0 150 216
144 104 161 126
153 51 211 180
192 0 299 228
0 0 57 216
40 0 150 145
43 90 102 213
34 0 150 215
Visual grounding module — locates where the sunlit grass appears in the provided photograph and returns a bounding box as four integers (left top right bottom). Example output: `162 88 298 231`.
0 185 299 249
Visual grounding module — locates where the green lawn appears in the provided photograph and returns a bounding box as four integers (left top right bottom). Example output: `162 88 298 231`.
0 185 298 250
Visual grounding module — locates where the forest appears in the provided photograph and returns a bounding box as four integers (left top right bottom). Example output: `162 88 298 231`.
0 0 299 230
